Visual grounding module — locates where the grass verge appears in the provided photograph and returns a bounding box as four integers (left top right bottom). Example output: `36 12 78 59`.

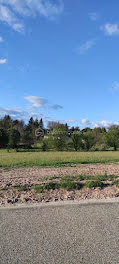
1 151 119 167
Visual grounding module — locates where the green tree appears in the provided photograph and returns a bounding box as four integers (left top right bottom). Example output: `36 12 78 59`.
41 138 48 151
8 129 20 148
103 126 119 150
53 128 66 151
39 118 44 130
2 115 12 130
22 130 34 147
83 130 95 151
71 132 81 151
0 129 8 148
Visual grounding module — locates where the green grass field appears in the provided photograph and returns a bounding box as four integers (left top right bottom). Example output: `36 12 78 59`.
0 150 119 167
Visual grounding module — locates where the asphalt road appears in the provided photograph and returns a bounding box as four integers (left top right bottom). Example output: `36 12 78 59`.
0 200 119 264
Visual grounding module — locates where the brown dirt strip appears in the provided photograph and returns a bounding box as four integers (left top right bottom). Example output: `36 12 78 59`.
1 163 119 206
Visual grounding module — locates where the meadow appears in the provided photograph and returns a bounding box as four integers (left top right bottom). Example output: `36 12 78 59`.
0 150 119 167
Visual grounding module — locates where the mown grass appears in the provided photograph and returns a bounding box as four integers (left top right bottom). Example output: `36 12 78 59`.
1 151 119 167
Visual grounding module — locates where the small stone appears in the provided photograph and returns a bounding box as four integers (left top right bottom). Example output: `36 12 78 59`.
7 199 12 203
54 198 58 202
45 200 50 203
115 193 119 197
14 198 18 203
25 198 30 202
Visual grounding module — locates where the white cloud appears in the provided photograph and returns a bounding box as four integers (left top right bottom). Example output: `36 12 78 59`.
89 12 99 21
54 119 77 124
0 0 64 32
92 120 119 128
81 119 90 125
24 95 63 110
0 107 43 120
24 96 48 108
100 23 119 36
0 107 28 119
111 81 119 92
12 23 24 33
76 39 96 55
0 4 24 32
0 36 3 42
81 118 119 128
0 58 7 64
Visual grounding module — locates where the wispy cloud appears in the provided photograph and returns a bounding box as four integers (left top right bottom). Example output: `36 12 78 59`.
75 39 96 55
111 81 119 92
89 12 99 21
81 118 119 128
81 119 90 125
0 4 24 33
24 96 48 108
0 58 7 64
0 107 28 119
92 120 119 128
54 119 77 124
0 36 3 42
0 106 43 120
100 23 119 36
0 0 64 32
24 95 63 110
51 104 63 110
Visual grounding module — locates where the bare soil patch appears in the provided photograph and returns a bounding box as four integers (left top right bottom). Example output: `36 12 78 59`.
1 163 119 206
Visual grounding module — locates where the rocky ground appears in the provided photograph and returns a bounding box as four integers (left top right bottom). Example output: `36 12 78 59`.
1 163 119 206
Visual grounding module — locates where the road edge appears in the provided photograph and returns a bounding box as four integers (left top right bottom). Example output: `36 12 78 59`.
1 197 119 210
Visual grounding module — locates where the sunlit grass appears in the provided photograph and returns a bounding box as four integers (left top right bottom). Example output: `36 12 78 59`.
0 151 119 167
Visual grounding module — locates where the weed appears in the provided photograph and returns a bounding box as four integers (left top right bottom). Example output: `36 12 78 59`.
84 180 104 188
13 185 29 191
113 180 119 188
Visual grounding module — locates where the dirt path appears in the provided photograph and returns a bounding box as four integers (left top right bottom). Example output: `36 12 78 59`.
1 163 119 205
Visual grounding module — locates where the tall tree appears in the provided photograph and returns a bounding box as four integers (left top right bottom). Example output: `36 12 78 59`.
39 118 44 130
0 129 8 148
103 126 119 151
53 128 66 151
8 129 20 148
72 132 82 151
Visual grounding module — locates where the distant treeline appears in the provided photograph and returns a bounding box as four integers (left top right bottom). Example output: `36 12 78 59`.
0 115 119 151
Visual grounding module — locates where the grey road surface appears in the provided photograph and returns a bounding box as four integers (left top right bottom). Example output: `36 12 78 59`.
0 200 119 264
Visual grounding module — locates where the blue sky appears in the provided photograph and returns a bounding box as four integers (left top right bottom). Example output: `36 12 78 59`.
0 0 119 128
